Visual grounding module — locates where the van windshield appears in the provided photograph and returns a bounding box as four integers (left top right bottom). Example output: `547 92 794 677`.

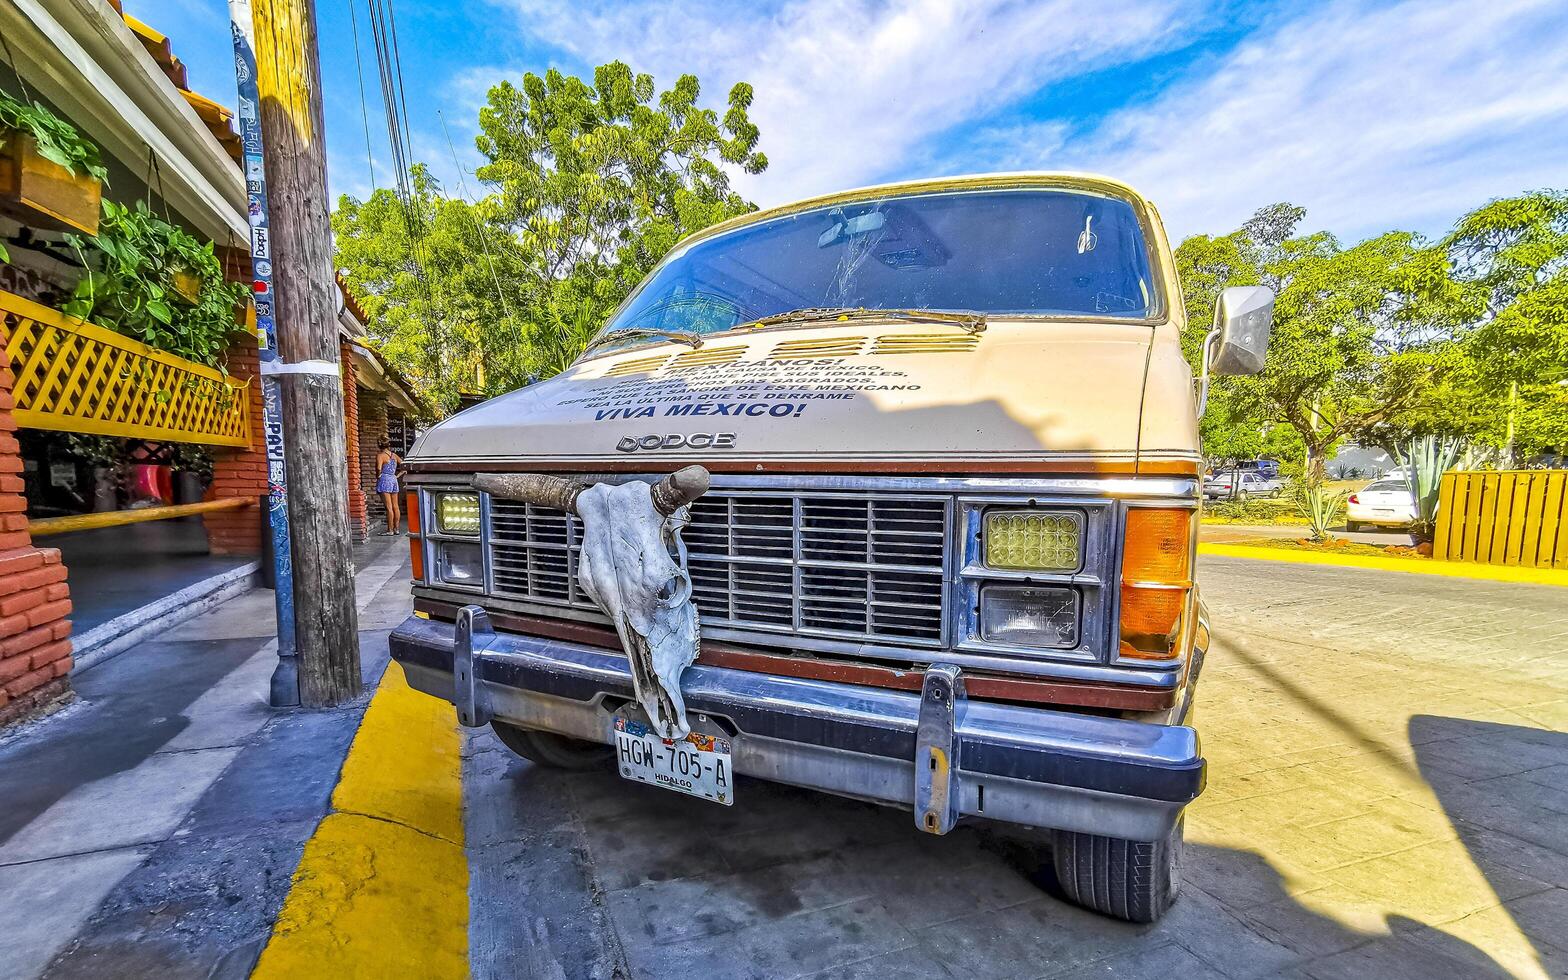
593 187 1159 350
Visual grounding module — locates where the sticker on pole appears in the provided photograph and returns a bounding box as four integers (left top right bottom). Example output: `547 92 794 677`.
613 716 734 805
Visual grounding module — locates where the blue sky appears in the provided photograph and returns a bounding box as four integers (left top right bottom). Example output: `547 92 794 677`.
129 0 1568 244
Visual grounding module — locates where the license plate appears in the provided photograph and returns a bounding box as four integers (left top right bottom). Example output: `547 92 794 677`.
613 717 734 805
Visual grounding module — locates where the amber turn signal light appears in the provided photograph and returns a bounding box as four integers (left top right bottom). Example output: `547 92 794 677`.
1119 508 1193 660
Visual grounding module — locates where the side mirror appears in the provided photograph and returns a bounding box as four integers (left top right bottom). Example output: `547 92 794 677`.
1210 285 1275 375
1196 285 1274 415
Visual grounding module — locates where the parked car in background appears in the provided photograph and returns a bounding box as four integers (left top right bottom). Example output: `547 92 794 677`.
1345 477 1416 530
1203 470 1283 500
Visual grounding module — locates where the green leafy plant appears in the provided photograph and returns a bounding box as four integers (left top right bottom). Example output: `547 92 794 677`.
1396 435 1463 544
1202 499 1310 525
61 200 249 369
0 87 109 183
169 442 214 483
62 434 123 469
1292 482 1347 542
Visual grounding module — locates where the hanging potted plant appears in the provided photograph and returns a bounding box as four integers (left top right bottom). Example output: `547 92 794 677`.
171 266 204 305
0 88 108 236
62 200 250 368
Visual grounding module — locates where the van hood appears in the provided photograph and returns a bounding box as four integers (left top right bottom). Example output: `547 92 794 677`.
409 320 1198 474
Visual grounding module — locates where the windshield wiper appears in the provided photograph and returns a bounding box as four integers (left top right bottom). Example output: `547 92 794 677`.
583 327 705 355
737 307 987 335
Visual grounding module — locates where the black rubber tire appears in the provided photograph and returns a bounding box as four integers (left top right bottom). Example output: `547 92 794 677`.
1345 521 1362 532
1234 490 1249 502
490 721 612 770
1051 819 1183 923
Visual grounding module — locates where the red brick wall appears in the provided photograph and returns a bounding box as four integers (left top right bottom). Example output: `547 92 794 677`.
358 390 389 527
342 342 367 540
0 346 73 726
206 338 268 555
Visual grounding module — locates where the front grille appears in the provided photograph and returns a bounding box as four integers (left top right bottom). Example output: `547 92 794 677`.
485 489 950 647
487 500 580 604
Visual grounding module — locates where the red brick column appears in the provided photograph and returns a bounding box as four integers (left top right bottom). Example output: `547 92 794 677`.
341 341 367 540
205 337 267 555
0 349 73 726
358 390 388 528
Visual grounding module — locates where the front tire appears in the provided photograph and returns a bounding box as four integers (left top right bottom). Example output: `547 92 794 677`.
490 721 612 770
1052 819 1183 923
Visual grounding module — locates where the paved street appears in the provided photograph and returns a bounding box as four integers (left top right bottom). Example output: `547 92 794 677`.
2 552 1565 978
460 556 1568 979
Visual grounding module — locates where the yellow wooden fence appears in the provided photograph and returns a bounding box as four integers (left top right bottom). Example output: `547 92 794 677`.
1 288 250 447
1434 470 1568 569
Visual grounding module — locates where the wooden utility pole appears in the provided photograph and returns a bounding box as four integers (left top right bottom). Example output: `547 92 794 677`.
251 0 361 704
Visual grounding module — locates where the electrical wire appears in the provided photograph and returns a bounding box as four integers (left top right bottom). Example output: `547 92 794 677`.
360 0 445 376
347 0 377 189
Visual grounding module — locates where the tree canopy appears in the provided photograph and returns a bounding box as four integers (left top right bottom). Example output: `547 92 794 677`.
1180 191 1568 477
333 61 766 414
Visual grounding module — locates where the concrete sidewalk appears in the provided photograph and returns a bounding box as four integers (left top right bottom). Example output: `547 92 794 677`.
0 534 412 979
4 540 1566 979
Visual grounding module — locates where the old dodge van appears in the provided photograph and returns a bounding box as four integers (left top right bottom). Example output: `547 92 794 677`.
389 173 1274 923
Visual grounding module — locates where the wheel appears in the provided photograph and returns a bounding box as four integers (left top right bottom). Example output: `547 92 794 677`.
1052 819 1183 923
490 720 612 770
1235 490 1249 502
1345 521 1362 532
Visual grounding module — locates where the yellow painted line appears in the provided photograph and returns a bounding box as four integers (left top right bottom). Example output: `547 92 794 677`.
1199 542 1568 587
252 663 467 978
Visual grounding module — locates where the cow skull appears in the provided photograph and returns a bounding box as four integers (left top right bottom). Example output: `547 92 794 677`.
473 467 710 739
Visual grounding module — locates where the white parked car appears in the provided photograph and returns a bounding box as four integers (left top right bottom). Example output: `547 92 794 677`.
1202 471 1283 500
1345 478 1416 530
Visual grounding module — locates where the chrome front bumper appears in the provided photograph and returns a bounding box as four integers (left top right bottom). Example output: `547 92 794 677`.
389 609 1205 842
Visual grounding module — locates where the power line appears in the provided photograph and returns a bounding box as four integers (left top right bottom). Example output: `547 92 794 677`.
347 0 377 189
439 109 512 322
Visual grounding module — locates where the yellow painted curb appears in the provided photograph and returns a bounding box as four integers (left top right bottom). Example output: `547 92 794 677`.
252 663 467 979
1198 542 1568 587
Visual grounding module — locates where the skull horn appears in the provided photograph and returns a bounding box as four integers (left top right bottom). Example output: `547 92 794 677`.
472 473 586 514
650 465 710 516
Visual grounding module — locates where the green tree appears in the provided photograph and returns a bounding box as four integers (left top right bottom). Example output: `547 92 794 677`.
1178 205 1466 485
333 166 529 413
1355 192 1568 463
475 62 765 375
332 61 766 414
1443 191 1568 462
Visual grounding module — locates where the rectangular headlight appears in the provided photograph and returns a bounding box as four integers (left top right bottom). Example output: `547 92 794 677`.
436 541 482 586
435 492 480 534
984 510 1082 571
980 585 1079 648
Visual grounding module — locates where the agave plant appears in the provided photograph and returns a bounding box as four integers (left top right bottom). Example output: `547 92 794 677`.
1396 436 1463 545
1293 481 1347 542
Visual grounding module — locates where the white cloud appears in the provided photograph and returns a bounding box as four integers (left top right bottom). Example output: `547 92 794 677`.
1022 0 1568 240
460 0 1568 244
483 0 1201 206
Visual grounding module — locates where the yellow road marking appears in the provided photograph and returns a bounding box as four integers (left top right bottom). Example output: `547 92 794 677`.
252 663 467 978
1199 542 1568 587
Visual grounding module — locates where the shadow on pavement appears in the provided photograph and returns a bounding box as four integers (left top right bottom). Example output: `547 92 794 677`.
0 636 266 847
1411 715 1568 980
467 730 1521 979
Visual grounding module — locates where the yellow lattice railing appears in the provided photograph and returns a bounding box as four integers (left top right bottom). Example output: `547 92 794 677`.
1 289 251 447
